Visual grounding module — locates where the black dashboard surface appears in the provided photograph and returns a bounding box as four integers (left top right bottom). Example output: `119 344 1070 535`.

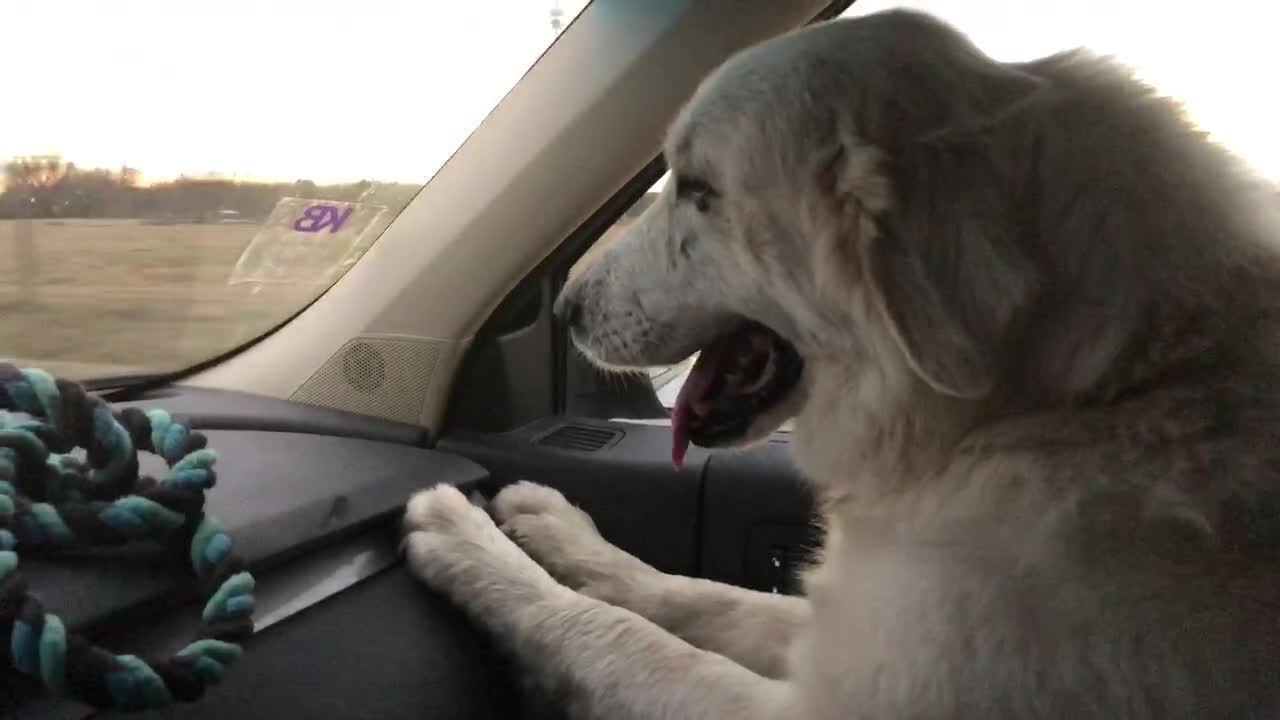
93 566 525 720
115 386 430 446
23 429 486 633
8 387 515 718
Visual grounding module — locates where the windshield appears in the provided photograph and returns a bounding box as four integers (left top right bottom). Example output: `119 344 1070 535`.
1 0 590 381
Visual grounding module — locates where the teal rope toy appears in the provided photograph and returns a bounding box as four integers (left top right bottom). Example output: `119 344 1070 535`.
0 363 255 711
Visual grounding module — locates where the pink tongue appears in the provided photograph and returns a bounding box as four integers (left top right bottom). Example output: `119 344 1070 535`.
671 342 729 470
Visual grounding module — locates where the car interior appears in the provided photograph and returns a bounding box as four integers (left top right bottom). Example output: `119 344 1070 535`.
3 0 1272 717
5 2 843 717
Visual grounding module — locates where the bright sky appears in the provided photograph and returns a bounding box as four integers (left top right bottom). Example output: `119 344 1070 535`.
1 0 590 185
3 1 1276 187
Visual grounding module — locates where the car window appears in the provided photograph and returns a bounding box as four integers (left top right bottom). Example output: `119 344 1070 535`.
573 0 1277 420
1 0 590 381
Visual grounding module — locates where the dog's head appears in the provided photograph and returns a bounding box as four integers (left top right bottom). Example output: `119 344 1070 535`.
557 9 1237 480
557 10 1049 469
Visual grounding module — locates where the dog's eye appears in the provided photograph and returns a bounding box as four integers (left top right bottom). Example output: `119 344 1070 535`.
675 176 717 213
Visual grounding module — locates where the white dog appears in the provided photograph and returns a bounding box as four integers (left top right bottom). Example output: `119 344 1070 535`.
404 9 1280 718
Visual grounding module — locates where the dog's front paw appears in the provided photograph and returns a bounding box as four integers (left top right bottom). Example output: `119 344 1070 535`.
491 481 657 602
403 484 563 630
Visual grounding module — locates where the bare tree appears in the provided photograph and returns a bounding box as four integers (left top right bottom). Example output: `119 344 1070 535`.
3 155 69 217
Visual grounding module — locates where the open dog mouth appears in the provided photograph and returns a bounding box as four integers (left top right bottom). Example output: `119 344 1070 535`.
671 321 804 468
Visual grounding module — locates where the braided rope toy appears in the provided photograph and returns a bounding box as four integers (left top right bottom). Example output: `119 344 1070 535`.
0 363 254 711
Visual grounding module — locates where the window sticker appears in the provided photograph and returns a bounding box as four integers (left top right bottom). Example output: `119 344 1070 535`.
228 197 386 286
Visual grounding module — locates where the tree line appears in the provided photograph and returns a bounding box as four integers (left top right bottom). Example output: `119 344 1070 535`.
0 156 421 223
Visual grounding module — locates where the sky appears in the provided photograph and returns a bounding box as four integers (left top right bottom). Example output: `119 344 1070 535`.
2 1 1276 187
1 0 590 185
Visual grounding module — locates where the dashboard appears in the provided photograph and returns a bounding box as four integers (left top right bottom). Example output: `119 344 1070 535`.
11 386 817 719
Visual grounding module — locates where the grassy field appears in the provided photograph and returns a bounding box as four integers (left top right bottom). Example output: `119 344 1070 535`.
0 212 634 382
0 218 337 379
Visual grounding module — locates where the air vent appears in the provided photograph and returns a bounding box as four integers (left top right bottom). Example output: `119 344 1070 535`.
534 424 622 452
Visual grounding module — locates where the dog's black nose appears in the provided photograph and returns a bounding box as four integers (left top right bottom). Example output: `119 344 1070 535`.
554 292 584 331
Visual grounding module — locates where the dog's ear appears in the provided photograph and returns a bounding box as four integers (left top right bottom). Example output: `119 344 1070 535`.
817 72 1042 398
861 170 1040 398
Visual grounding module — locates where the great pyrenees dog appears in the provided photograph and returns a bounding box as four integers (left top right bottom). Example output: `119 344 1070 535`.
403 9 1280 718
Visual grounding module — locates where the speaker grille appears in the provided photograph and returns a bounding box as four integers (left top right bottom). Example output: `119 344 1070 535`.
535 424 622 452
291 336 443 425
